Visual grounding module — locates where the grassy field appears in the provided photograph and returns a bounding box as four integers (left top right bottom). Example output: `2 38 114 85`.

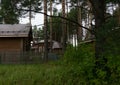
0 61 85 85
0 63 63 85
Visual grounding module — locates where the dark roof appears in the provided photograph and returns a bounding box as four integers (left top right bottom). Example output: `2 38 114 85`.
79 39 95 44
0 24 31 37
33 40 62 49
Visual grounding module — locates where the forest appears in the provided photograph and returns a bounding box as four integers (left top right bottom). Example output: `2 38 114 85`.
0 0 120 84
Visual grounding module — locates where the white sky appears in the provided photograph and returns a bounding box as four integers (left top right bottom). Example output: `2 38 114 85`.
19 13 44 27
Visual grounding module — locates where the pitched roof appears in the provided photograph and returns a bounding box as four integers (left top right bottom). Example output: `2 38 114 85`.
0 24 31 37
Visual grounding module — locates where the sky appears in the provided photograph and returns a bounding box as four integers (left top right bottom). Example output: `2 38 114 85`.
19 13 44 28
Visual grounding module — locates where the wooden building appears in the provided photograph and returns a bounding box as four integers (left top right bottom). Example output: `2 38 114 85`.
31 40 62 54
0 24 32 63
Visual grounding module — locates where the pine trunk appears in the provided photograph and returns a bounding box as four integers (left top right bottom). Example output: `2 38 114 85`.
44 0 48 61
77 0 83 42
62 0 66 52
50 0 53 52
89 0 106 61
89 0 111 79
29 0 31 25
85 0 93 40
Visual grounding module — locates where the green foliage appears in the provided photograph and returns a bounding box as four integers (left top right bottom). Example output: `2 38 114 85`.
0 0 42 24
64 43 95 65
47 13 62 42
63 43 95 84
20 0 42 11
67 8 78 34
0 0 19 24
102 18 120 85
63 32 120 85
32 26 44 39
93 16 120 84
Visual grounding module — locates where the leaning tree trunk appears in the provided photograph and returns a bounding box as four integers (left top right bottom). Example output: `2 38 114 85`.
44 0 48 61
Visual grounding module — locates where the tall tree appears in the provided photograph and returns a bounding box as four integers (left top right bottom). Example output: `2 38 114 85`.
49 12 62 42
66 0 69 41
85 0 93 40
29 0 32 25
0 0 42 24
89 0 106 59
49 0 53 52
44 0 48 61
0 0 20 24
88 0 114 80
62 0 67 51
77 0 83 42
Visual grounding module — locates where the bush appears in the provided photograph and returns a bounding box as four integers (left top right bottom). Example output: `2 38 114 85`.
63 40 120 85
62 43 95 84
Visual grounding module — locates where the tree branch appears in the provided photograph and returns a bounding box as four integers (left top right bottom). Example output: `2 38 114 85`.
19 9 95 34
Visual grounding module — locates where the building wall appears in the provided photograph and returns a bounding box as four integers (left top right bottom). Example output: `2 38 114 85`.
0 37 23 52
23 38 31 51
